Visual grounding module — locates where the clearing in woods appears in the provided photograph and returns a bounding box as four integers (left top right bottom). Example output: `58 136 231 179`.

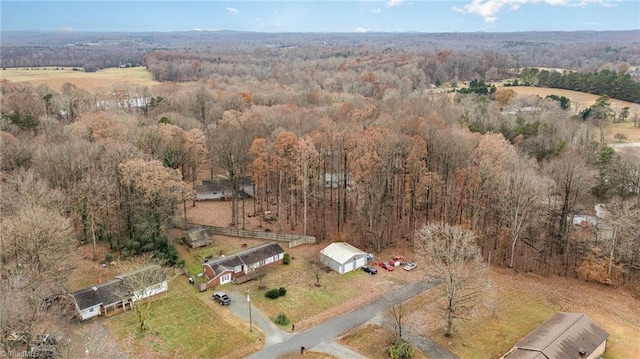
0 67 159 90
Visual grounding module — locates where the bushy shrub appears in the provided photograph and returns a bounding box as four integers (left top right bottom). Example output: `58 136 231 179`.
265 289 280 299
265 287 287 299
104 253 114 263
283 253 291 265
274 313 290 326
387 337 415 359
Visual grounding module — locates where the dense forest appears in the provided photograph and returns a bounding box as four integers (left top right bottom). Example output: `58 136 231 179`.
1 34 640 347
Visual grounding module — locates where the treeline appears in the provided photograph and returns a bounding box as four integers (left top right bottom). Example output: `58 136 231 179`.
143 49 516 90
515 68 640 104
2 30 640 71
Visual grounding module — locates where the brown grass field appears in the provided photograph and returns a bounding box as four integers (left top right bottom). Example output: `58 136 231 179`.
0 66 160 90
503 85 640 142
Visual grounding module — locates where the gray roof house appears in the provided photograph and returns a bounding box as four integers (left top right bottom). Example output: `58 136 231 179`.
70 265 167 321
500 312 609 359
203 242 284 289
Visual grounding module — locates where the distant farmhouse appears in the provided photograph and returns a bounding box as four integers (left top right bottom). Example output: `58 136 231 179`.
195 177 255 201
500 312 609 359
70 265 167 321
203 242 284 289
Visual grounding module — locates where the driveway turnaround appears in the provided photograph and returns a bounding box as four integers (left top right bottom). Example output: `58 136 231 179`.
230 278 455 359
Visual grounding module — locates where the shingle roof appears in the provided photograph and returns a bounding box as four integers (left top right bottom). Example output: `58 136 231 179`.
320 242 367 264
205 242 284 273
504 312 609 359
71 265 166 310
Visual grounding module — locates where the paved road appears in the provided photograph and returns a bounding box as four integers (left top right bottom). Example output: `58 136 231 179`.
231 278 453 359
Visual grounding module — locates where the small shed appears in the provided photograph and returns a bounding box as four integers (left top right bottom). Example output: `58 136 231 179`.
501 312 609 359
319 242 367 274
183 227 213 248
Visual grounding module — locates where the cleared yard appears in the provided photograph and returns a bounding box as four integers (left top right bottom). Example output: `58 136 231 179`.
105 279 260 359
405 268 640 359
0 67 159 90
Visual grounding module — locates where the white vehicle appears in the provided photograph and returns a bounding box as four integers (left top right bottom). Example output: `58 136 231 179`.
403 262 417 271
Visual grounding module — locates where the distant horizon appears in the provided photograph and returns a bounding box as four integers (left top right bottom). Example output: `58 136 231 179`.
1 1 639 33
3 28 640 34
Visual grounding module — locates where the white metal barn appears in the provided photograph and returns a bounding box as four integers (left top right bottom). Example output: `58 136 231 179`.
319 242 368 274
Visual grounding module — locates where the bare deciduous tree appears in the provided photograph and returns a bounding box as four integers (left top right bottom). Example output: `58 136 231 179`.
415 222 489 337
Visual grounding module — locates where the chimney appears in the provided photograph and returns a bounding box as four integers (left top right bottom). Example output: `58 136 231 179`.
92 286 98 297
578 348 586 358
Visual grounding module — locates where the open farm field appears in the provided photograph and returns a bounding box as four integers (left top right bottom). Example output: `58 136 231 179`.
505 85 640 115
504 85 640 143
407 267 640 359
0 66 159 90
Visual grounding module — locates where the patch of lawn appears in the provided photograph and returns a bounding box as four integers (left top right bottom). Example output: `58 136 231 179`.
340 324 428 359
246 257 362 325
106 279 257 358
404 270 559 359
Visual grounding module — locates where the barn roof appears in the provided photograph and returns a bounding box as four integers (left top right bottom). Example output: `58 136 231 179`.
504 312 609 359
320 242 367 264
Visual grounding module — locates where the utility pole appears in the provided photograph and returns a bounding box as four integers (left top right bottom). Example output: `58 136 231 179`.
247 293 252 332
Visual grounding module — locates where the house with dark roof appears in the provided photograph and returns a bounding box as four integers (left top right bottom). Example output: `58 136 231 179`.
500 312 609 359
203 242 284 289
70 265 167 321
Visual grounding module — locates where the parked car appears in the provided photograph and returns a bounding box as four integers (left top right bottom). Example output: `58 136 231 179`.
380 262 395 271
213 292 231 305
404 262 417 271
361 265 378 274
390 256 404 267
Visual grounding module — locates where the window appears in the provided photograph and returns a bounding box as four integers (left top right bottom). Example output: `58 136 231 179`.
220 273 231 284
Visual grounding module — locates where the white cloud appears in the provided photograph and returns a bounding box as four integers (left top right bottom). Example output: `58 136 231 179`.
355 27 369 33
453 0 615 24
226 7 238 15
59 27 74 32
386 0 403 8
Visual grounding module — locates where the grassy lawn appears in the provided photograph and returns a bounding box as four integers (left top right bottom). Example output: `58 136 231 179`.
339 324 429 359
406 268 640 359
241 255 367 327
433 288 558 358
106 279 259 359
0 66 159 90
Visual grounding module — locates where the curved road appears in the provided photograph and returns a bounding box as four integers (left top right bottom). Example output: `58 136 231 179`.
226 278 456 359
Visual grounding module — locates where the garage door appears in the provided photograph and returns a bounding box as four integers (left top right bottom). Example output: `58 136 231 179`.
355 256 366 268
343 260 354 273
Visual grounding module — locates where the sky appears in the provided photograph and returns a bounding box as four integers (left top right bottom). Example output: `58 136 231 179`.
1 0 639 33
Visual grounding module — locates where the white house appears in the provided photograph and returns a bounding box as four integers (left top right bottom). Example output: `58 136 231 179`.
70 265 167 321
319 242 368 274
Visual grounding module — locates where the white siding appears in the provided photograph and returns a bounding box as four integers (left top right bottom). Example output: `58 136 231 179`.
79 304 101 320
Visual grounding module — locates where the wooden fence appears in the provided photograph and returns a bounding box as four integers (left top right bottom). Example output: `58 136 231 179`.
173 220 316 248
